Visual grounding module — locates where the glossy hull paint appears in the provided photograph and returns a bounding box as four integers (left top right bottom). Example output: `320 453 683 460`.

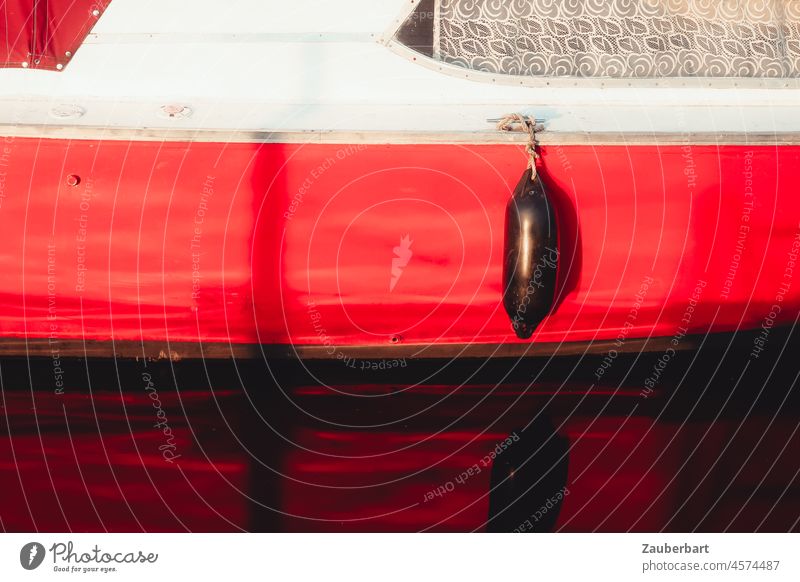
0 136 798 349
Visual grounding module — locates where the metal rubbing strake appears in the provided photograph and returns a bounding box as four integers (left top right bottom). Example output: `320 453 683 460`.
435 0 800 78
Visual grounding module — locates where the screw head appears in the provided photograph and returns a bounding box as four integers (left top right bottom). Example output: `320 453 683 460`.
66 174 81 187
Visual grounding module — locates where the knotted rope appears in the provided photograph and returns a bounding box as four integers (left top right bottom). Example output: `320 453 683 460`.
496 113 540 179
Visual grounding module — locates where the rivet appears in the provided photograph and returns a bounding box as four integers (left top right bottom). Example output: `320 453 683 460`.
65 51 72 57
56 63 63 70
21 61 29 68
50 104 86 120
92 9 100 17
158 104 192 119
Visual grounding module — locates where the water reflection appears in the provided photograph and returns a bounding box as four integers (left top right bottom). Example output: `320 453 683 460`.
0 332 798 532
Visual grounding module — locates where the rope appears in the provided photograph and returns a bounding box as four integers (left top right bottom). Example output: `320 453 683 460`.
496 113 540 179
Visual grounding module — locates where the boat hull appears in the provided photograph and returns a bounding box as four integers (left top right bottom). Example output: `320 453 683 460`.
0 136 797 356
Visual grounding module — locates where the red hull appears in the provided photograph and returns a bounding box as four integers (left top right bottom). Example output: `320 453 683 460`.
0 136 798 350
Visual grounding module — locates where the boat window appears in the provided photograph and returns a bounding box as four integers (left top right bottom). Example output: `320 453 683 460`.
394 0 800 78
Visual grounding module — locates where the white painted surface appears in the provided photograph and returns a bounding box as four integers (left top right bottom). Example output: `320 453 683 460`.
93 0 405 34
0 0 798 136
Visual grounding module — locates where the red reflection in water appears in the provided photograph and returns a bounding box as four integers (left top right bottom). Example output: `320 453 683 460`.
1 387 798 532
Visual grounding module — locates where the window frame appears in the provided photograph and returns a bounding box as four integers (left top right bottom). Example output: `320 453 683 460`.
381 0 800 89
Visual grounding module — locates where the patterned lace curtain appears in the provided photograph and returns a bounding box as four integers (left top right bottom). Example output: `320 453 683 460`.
432 0 800 77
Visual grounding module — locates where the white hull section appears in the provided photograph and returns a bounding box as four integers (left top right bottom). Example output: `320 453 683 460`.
0 0 798 137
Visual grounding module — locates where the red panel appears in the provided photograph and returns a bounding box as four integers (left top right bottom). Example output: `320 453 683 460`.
1 0 110 70
0 137 797 347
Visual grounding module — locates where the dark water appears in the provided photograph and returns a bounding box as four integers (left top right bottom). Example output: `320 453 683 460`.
1 329 799 532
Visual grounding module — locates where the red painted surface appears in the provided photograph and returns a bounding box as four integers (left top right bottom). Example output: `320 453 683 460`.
1 1 109 70
0 136 798 348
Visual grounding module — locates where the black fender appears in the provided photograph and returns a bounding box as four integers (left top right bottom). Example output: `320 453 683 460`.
502 169 559 339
